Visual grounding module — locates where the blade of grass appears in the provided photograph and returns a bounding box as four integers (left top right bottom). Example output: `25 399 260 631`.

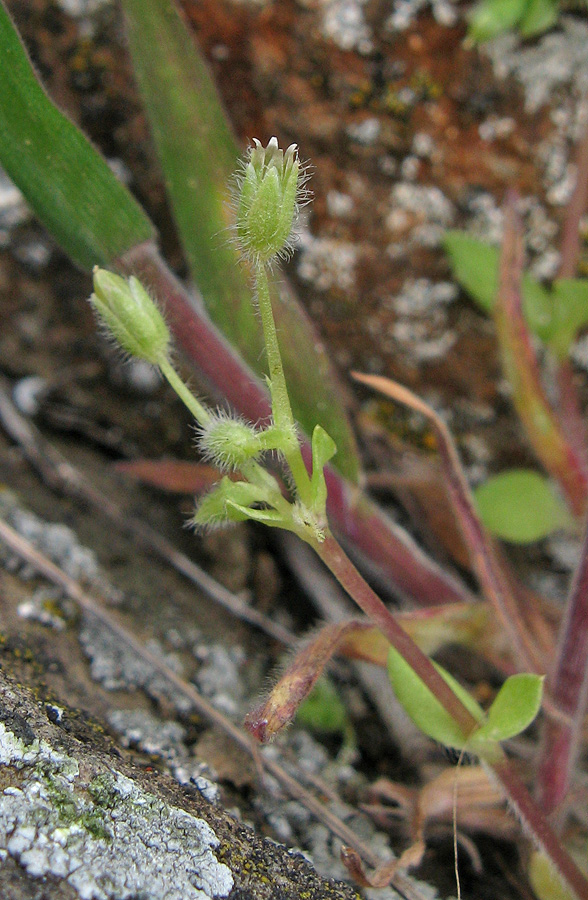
121 0 360 482
0 0 154 268
494 193 588 517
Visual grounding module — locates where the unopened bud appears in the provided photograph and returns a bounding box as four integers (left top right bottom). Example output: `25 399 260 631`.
191 478 271 529
199 414 263 470
236 138 308 264
90 268 170 365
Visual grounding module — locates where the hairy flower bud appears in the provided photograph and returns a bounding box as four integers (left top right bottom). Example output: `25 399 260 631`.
90 268 170 365
199 413 263 470
235 138 308 264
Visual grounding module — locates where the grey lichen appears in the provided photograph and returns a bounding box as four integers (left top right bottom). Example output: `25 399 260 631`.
0 722 233 900
79 612 193 715
484 18 588 114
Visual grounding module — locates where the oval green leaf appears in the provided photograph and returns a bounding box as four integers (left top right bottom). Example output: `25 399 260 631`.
473 469 573 544
443 232 553 337
387 647 485 749
296 677 349 735
519 0 559 38
473 673 544 744
529 851 579 900
467 0 529 42
550 278 588 360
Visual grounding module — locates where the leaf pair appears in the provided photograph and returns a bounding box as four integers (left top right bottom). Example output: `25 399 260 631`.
444 231 588 361
468 0 559 43
387 647 544 751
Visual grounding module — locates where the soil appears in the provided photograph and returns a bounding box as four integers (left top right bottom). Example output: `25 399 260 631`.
0 1 587 899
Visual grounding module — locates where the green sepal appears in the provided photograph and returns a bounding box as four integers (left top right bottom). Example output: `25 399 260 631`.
309 425 337 514
193 477 278 527
225 501 286 529
0 1 154 269
387 647 484 750
90 270 169 364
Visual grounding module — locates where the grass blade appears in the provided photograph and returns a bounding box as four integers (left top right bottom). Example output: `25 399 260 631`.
0 1 154 269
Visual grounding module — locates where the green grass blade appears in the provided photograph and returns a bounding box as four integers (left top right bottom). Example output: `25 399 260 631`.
121 0 361 482
0 1 154 270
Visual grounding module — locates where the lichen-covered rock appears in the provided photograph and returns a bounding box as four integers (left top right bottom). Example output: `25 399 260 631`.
0 671 361 900
0 718 233 899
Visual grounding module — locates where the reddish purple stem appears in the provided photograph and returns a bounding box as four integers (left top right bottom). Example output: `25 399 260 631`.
496 194 588 516
315 533 588 900
555 123 588 471
558 122 588 281
537 514 588 813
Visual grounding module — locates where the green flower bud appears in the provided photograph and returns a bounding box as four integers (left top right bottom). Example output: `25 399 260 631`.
191 477 276 529
236 138 308 264
199 413 264 470
90 268 170 365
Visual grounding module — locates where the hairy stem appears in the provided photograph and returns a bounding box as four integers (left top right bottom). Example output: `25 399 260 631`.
159 356 211 426
313 532 480 737
537 513 588 813
255 259 312 504
315 530 588 900
117 242 475 608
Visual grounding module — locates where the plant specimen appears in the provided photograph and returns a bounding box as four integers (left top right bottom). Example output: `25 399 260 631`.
1 1 588 896
89 136 583 898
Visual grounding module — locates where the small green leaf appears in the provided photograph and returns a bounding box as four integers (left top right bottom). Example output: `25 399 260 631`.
443 232 552 338
519 0 559 37
473 469 573 543
225 501 285 528
549 278 588 360
309 425 337 513
296 677 349 735
387 647 484 749
472 673 544 744
468 0 530 42
443 232 498 312
529 851 579 900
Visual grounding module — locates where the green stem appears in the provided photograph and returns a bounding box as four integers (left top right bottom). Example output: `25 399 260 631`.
159 356 211 426
159 355 291 514
255 260 311 504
